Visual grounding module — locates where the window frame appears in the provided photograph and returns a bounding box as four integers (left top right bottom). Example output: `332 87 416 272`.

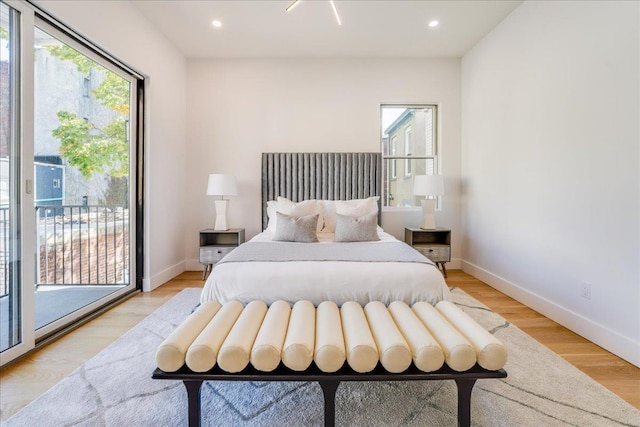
404 126 412 178
381 104 439 209
390 136 397 180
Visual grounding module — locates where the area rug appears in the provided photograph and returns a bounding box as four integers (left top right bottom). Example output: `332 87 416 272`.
3 288 639 427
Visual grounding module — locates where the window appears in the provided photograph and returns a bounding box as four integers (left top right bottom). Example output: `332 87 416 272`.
390 137 397 179
404 126 412 177
381 105 438 207
83 76 90 97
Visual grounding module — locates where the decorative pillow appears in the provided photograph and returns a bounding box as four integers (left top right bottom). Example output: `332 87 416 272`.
334 212 380 242
273 212 319 243
335 196 379 218
276 197 322 232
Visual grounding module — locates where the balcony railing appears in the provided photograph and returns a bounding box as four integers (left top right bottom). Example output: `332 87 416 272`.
0 204 129 297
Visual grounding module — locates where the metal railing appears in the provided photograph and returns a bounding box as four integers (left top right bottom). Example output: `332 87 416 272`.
0 204 130 297
36 204 130 287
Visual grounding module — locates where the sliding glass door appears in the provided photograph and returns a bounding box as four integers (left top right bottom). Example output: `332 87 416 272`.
0 1 21 354
0 0 35 363
0 0 143 365
33 20 138 338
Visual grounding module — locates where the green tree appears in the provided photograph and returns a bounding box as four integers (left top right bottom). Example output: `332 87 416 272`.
47 45 129 178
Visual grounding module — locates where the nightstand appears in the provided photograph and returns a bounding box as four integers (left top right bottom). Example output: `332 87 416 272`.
199 228 245 280
404 227 451 278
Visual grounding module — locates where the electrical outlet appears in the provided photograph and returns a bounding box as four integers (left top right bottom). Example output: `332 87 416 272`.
581 283 591 299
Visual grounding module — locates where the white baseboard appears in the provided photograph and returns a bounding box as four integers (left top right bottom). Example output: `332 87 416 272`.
447 258 462 270
461 260 640 367
185 259 206 272
143 260 186 292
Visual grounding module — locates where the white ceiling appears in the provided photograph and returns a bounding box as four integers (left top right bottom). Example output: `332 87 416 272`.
131 0 522 59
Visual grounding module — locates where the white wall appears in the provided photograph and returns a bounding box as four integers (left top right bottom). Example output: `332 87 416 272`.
185 59 462 269
461 1 639 365
38 1 188 290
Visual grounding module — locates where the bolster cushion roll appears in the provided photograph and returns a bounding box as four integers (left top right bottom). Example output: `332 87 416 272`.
413 302 476 372
388 301 445 372
364 302 411 373
185 301 244 373
341 301 379 373
218 301 268 373
156 301 222 372
436 301 508 370
314 301 346 373
282 300 316 371
251 300 292 372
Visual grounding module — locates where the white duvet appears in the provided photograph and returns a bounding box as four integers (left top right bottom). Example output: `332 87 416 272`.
200 230 451 306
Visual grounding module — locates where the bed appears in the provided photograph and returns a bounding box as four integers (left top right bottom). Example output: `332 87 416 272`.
200 152 451 306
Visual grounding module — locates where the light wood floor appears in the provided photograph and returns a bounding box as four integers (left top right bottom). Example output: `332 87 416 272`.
1 270 638 421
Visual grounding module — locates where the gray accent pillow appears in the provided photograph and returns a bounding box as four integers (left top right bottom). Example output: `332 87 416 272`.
334 212 380 242
273 212 319 243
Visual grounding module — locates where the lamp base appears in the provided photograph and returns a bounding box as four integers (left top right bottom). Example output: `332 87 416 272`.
420 199 437 230
214 199 229 231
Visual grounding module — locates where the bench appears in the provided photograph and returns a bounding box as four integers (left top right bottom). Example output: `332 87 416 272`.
153 299 508 427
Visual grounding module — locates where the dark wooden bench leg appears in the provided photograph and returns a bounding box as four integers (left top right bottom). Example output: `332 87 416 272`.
183 380 204 427
318 380 340 427
454 378 477 427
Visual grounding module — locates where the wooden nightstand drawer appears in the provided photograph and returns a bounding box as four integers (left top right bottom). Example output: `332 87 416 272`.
405 227 451 278
414 245 451 263
199 246 234 264
199 228 244 280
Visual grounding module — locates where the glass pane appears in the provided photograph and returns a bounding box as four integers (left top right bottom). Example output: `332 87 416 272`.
382 106 435 156
383 158 436 207
33 26 131 329
1 2 21 352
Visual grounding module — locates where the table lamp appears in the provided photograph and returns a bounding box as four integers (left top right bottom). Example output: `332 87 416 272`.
413 175 444 230
207 174 238 230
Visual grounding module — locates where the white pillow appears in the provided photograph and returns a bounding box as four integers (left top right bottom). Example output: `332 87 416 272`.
277 197 321 232
266 200 278 232
335 196 379 218
317 200 336 233
267 198 318 232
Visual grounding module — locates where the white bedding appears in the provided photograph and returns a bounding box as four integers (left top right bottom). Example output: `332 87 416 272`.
200 230 451 306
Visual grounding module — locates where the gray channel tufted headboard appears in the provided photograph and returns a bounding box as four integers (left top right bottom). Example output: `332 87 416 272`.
261 152 382 230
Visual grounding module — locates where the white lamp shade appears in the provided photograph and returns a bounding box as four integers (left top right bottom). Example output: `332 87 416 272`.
207 174 238 196
413 175 444 196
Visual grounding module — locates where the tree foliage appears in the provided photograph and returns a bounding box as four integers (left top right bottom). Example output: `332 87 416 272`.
47 45 129 179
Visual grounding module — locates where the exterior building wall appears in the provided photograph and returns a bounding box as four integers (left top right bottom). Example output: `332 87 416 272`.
33 45 123 206
386 109 432 207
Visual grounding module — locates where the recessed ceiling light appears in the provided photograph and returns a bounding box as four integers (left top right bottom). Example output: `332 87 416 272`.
212 20 222 28
428 20 439 28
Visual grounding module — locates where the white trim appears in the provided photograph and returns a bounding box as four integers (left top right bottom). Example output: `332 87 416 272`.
143 261 186 292
461 260 640 367
186 258 207 272
447 258 462 270
0 0 37 366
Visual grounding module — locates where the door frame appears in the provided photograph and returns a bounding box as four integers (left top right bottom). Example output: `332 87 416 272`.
0 0 145 366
